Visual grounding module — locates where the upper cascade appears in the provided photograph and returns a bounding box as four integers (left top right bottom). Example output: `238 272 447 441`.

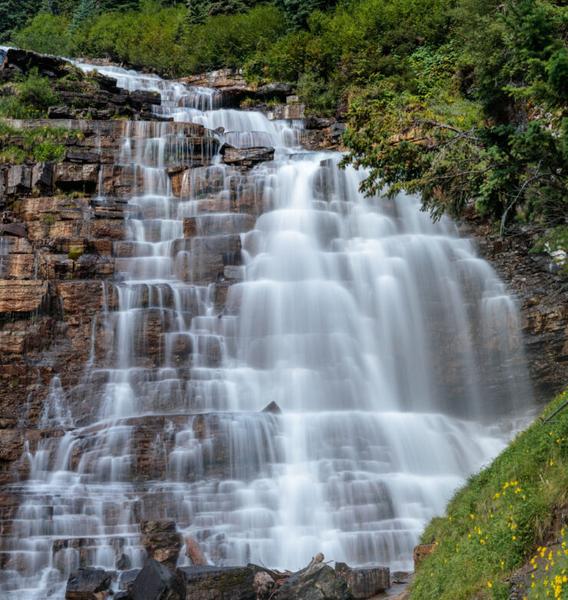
0 61 533 599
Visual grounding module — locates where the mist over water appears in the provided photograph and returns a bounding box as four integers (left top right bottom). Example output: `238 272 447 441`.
0 63 532 598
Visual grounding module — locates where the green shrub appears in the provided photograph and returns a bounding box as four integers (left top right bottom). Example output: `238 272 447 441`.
13 12 73 56
183 5 288 73
0 122 77 164
0 70 60 118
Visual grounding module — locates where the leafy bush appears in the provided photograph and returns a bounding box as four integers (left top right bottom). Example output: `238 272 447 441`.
13 12 73 56
0 70 60 118
0 122 78 164
182 5 287 72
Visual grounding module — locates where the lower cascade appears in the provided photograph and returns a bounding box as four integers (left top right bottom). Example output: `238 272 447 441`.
0 64 532 598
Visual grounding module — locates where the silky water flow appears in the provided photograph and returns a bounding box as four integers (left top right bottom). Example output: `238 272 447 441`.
0 64 533 598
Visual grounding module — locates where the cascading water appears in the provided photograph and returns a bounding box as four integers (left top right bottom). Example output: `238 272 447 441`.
0 63 532 598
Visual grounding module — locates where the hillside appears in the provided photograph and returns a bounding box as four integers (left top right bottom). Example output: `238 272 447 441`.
410 389 568 599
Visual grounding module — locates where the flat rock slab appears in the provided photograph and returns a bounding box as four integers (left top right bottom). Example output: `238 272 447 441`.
177 565 256 600
65 567 113 600
336 563 390 598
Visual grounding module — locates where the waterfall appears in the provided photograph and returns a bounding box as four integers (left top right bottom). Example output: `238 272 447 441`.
0 64 532 598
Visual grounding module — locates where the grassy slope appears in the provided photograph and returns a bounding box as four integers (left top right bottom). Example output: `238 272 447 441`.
410 389 568 600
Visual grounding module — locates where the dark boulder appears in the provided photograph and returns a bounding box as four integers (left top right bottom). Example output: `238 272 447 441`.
257 82 293 101
131 559 185 600
335 563 390 598
65 567 113 600
220 145 274 168
276 563 352 600
2 48 77 79
177 565 256 600
304 116 335 130
262 401 282 414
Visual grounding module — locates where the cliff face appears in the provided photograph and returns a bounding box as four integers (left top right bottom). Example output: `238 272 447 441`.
462 222 568 403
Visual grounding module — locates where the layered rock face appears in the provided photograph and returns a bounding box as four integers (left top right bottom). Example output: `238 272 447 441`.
0 51 563 600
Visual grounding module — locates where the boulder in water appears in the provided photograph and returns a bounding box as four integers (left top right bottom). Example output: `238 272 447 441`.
184 536 207 566
177 565 256 600
335 562 390 598
65 567 113 600
262 401 282 414
140 520 182 569
131 559 185 600
275 555 352 600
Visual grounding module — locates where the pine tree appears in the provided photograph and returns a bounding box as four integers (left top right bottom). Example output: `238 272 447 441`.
0 0 38 42
70 0 99 29
187 0 209 24
208 0 247 16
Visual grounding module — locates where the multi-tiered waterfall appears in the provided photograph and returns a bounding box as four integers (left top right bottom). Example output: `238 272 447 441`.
0 64 532 598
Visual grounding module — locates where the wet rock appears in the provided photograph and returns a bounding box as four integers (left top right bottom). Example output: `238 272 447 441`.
177 565 256 600
262 401 282 414
131 559 185 600
335 563 390 598
220 145 274 168
65 567 113 600
254 571 275 598
391 571 411 584
184 536 207 566
140 520 182 569
276 562 351 600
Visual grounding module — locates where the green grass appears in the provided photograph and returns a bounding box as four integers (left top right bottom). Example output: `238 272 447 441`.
410 389 568 600
0 122 79 164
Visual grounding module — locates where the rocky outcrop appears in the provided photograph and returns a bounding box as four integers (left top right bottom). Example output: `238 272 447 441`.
1 48 161 120
462 222 568 401
140 521 182 569
220 145 275 168
180 69 293 108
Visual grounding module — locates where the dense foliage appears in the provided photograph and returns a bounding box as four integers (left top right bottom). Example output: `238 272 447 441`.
0 69 61 118
410 389 568 599
2 0 567 231
0 122 79 164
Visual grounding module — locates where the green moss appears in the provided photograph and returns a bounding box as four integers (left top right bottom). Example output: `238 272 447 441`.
67 245 84 261
410 389 568 599
41 214 56 226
